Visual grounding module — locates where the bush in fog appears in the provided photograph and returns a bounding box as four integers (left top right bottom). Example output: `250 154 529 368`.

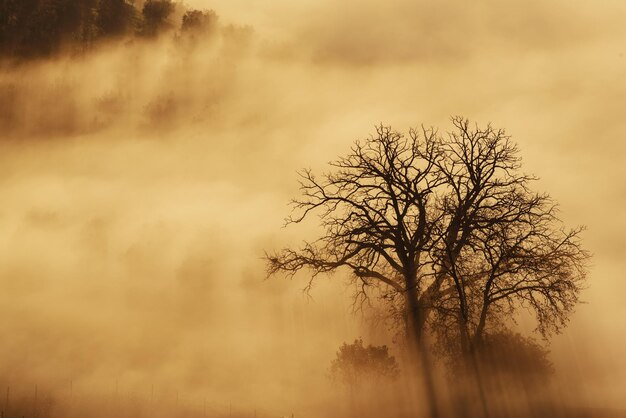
330 339 399 387
476 331 553 380
436 327 553 382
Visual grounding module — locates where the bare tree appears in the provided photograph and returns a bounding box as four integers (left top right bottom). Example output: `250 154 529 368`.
265 117 589 418
435 194 587 355
430 121 588 356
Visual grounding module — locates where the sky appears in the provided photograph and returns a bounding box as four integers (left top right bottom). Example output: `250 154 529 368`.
0 0 625 416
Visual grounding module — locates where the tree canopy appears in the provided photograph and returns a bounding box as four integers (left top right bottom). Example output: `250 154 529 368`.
267 117 587 348
0 0 222 59
267 117 588 417
0 0 137 57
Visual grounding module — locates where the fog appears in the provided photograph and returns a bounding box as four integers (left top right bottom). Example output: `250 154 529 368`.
1 0 625 417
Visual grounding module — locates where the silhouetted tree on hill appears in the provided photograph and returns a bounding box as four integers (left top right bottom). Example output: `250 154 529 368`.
181 9 218 35
95 0 136 38
140 0 175 37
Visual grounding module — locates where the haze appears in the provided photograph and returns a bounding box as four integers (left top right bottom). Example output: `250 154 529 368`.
0 0 625 417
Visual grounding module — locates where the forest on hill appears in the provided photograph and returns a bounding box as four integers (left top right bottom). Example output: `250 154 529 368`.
0 0 218 58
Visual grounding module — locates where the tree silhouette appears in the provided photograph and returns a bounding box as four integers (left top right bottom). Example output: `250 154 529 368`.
95 0 135 38
181 9 218 35
0 0 137 58
0 1 224 59
140 0 174 37
433 188 587 357
266 117 589 418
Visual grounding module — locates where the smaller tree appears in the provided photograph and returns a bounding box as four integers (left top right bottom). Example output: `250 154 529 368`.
181 9 218 34
330 339 399 387
96 0 135 38
141 0 175 37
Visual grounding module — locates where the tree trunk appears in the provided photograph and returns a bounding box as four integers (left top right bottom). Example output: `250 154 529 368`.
405 273 440 418
467 337 491 418
456 311 490 418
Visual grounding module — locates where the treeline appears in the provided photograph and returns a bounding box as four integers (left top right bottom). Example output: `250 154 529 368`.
0 0 218 58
